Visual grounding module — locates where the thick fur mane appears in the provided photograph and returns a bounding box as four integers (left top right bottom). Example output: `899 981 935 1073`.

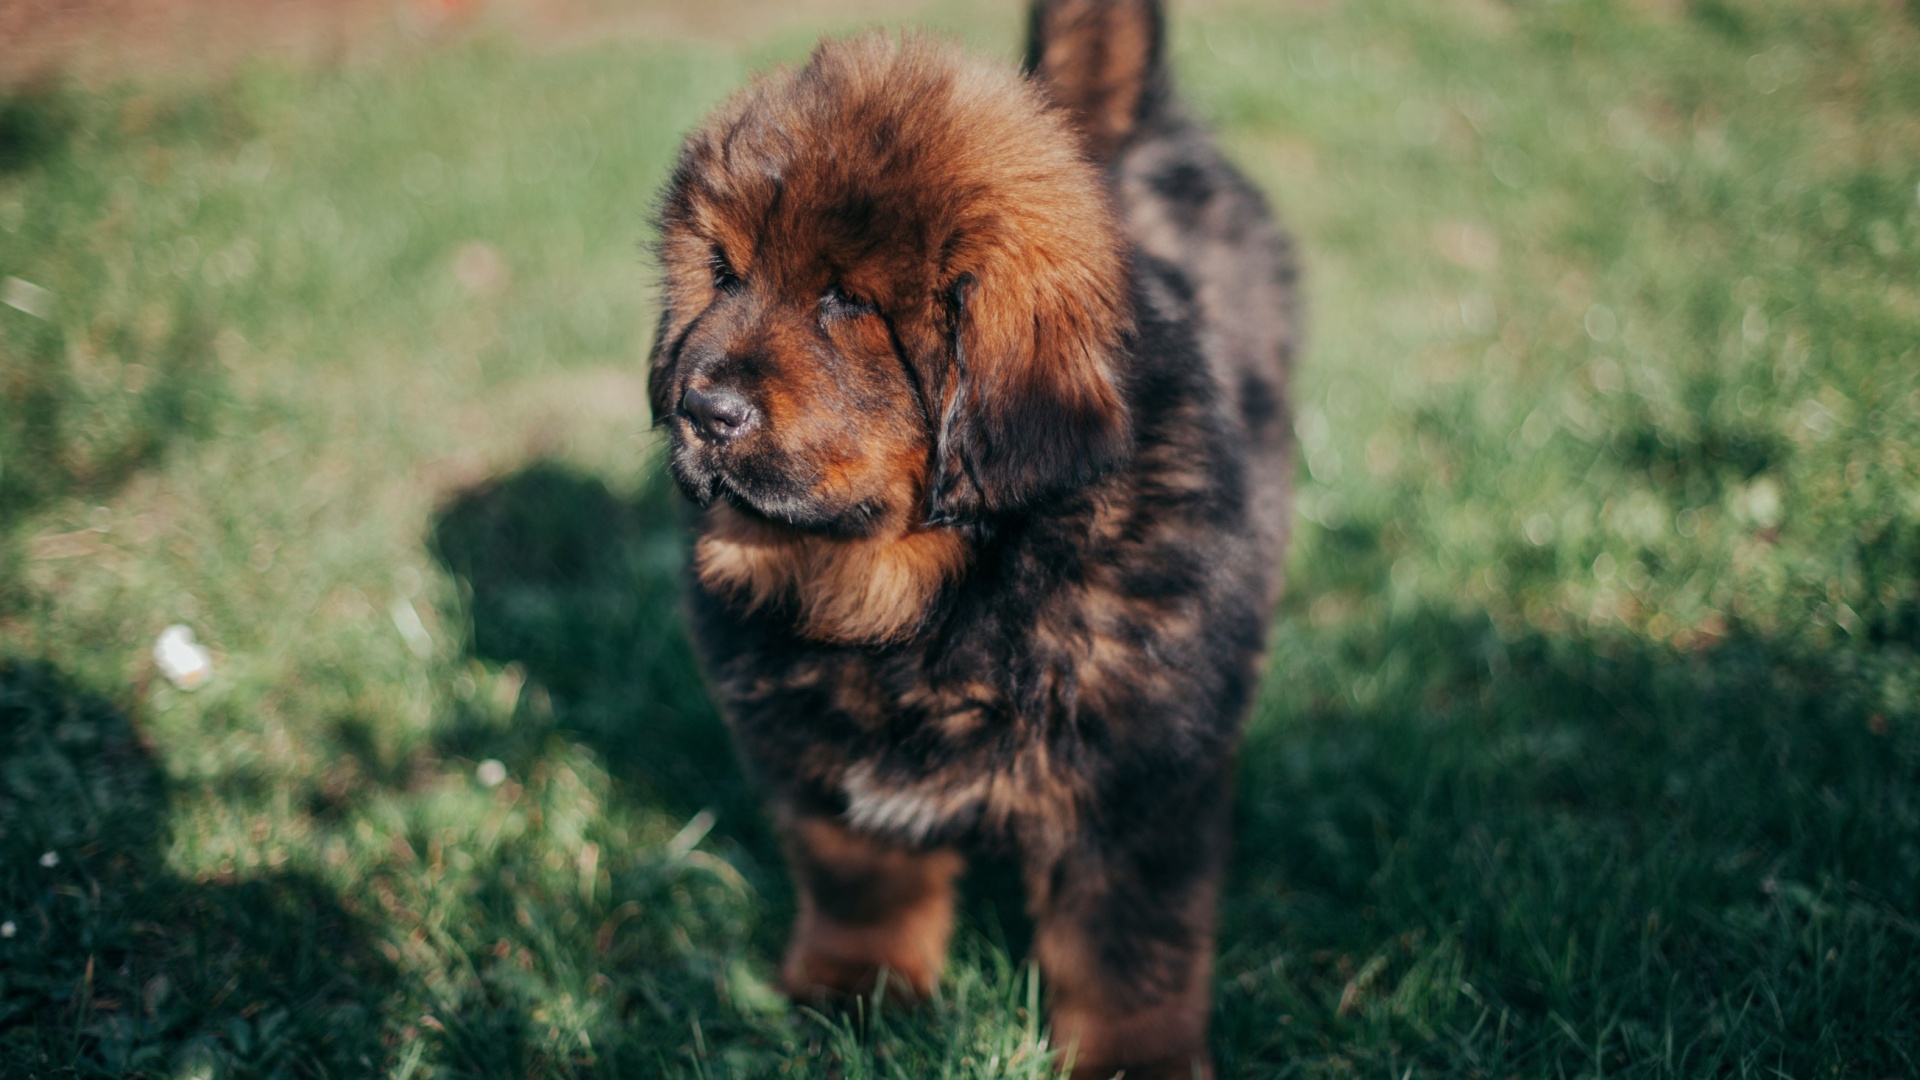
694 504 973 645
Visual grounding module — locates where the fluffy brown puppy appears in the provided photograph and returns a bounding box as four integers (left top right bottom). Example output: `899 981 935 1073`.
648 2 1297 1076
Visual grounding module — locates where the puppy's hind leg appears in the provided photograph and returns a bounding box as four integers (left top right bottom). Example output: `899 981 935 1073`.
779 812 964 1004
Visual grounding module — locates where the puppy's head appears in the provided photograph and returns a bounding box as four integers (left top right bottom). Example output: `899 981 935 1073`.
649 34 1131 536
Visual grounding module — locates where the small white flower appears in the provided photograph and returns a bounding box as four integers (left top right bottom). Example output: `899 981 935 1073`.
153 624 213 691
38 851 58 868
1 920 16 938
475 759 507 788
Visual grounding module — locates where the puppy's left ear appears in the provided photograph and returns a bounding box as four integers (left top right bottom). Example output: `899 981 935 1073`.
924 256 1132 524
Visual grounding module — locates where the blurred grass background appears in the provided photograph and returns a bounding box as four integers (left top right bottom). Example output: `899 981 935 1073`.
2 0 1918 1076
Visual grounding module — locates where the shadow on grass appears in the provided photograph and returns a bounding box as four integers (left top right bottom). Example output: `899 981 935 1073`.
426 461 765 853
1214 519 1920 1075
0 660 399 1078
424 462 810 1075
423 463 1920 1076
0 89 71 175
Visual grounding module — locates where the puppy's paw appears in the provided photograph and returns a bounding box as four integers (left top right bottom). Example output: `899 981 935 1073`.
1051 997 1214 1080
780 912 945 1004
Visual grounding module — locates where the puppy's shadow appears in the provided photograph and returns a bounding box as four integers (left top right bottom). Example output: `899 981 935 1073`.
427 461 769 855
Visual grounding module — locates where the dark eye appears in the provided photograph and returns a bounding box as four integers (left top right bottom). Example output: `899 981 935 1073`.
710 247 741 292
820 283 876 320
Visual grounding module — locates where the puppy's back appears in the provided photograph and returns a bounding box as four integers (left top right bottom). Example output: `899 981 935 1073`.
1027 0 1299 601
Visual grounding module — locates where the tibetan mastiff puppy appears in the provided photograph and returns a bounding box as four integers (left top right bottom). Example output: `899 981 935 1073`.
648 1 1296 1075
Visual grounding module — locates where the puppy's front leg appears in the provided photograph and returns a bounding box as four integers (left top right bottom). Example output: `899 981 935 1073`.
779 812 964 1003
1028 777 1231 1080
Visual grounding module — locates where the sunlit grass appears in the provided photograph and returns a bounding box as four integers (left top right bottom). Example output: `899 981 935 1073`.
3 0 1918 1076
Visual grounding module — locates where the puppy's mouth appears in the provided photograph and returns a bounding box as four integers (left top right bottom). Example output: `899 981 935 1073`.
664 424 878 537
662 426 752 511
713 476 785 525
668 428 890 541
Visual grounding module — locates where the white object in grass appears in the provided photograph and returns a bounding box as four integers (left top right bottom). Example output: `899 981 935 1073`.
153 624 213 690
476 759 507 787
2 276 52 319
390 598 432 659
666 809 716 860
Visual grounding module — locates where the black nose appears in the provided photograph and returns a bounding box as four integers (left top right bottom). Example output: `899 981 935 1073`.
680 386 756 440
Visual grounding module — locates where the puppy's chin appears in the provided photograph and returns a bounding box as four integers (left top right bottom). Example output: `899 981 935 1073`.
666 434 885 539
716 483 863 537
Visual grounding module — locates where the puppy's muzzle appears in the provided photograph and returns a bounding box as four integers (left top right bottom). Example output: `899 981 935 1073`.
681 385 758 442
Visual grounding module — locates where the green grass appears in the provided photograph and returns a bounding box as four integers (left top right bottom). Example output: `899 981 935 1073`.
3 0 1918 1076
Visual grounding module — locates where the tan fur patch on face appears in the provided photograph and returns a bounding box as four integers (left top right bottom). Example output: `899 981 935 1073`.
695 504 971 645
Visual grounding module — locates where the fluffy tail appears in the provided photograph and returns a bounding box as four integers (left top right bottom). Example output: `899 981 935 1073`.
1024 0 1167 163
